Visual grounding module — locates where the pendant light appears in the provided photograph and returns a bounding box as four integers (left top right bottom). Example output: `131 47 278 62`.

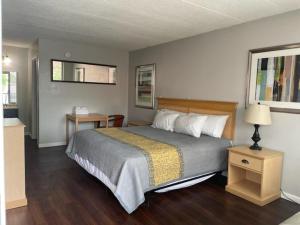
3 50 12 66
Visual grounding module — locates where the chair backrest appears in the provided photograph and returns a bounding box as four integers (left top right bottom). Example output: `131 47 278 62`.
109 115 124 127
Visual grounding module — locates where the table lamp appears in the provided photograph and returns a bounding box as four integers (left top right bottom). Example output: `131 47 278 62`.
244 103 272 150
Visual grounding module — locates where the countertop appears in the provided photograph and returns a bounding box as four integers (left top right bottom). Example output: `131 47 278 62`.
4 118 25 128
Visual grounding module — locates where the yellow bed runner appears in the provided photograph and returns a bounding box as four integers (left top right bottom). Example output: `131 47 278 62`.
95 128 183 187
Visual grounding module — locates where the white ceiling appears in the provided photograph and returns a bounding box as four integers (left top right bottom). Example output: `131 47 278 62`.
3 0 300 51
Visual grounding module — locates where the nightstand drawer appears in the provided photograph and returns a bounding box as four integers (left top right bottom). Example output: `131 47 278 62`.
230 152 263 172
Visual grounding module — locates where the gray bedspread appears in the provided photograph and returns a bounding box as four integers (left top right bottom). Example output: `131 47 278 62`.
66 126 230 213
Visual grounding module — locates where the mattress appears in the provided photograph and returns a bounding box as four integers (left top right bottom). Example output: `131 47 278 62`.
66 126 231 213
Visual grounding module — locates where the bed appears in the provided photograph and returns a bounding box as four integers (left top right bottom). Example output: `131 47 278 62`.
66 98 238 213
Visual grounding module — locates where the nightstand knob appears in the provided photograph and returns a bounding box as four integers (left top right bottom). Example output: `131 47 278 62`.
241 159 249 164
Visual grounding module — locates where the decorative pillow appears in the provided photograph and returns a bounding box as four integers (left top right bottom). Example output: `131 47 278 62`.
201 115 229 138
174 114 208 138
151 110 180 132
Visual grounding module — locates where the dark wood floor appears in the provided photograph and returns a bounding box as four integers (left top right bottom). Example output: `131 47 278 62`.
6 137 300 225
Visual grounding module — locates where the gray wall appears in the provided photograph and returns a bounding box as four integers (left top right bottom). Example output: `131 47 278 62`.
129 11 300 198
38 38 129 146
3 45 31 134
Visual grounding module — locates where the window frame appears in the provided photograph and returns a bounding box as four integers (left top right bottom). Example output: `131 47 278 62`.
2 71 17 105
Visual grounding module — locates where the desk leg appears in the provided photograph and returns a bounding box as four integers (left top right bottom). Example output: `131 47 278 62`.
66 119 69 144
106 118 109 128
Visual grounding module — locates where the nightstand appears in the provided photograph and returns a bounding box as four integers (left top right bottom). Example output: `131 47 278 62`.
127 120 152 127
226 145 283 206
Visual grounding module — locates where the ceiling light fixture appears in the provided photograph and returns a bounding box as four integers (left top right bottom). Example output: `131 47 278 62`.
3 51 12 66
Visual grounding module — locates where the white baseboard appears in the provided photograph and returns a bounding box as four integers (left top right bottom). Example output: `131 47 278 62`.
38 142 66 148
281 191 300 204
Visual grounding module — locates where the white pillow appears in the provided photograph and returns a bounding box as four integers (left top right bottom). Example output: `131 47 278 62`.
151 110 180 132
202 115 229 138
174 114 208 138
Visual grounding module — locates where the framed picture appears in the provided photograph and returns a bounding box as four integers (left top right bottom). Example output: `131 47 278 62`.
247 43 300 113
135 64 155 109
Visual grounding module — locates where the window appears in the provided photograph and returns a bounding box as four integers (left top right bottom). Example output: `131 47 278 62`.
2 71 17 105
52 61 63 81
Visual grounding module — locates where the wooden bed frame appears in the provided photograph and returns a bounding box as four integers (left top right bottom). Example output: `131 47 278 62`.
144 98 238 201
157 97 238 140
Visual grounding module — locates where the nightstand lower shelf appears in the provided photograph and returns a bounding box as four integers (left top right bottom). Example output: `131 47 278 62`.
227 180 260 199
226 180 281 206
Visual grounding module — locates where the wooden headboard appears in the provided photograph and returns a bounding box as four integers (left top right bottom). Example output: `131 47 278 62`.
157 98 238 140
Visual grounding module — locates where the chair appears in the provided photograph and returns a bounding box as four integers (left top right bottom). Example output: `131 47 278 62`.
109 115 124 127
100 115 124 128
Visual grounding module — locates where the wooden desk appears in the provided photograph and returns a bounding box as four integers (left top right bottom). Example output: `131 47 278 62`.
66 113 109 143
4 118 27 209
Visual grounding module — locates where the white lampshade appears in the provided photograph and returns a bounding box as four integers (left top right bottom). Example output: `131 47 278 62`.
245 103 272 125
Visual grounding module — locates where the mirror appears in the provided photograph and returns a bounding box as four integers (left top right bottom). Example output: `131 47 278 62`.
51 59 117 84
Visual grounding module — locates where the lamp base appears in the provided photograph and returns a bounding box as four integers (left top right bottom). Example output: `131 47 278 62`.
250 124 262 151
249 143 262 150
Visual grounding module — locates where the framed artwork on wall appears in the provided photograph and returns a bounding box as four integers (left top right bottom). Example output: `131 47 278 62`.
247 43 300 113
135 64 155 109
